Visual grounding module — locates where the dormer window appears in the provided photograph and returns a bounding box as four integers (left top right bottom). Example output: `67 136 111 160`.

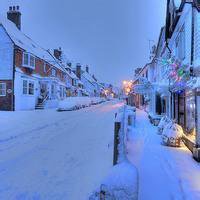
23 52 35 69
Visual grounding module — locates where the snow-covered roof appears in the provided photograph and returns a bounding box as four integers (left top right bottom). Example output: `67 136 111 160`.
82 72 96 84
68 71 78 79
77 79 83 85
0 15 66 73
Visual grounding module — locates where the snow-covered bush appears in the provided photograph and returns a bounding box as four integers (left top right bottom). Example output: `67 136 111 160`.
162 122 183 147
157 116 171 135
89 162 138 200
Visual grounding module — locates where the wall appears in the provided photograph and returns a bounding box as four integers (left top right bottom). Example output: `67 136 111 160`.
14 71 40 110
194 8 200 66
169 4 192 64
0 80 13 110
0 26 14 80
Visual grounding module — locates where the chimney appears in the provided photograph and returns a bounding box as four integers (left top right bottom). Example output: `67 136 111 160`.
7 6 21 30
92 74 97 81
86 65 89 73
54 47 62 60
76 63 82 79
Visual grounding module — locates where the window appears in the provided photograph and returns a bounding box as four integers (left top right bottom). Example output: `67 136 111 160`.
51 68 56 76
23 53 29 66
30 55 35 68
23 53 35 69
0 83 6 96
44 63 47 73
23 80 34 95
29 82 34 95
23 80 28 94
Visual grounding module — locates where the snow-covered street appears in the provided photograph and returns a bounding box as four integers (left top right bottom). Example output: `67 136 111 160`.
0 101 123 200
127 110 200 200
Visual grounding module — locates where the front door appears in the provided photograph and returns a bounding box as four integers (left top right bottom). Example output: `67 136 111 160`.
40 83 48 98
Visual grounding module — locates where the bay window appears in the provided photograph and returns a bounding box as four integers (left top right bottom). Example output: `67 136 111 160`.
23 53 35 69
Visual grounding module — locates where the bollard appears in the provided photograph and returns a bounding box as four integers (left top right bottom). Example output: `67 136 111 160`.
113 121 121 165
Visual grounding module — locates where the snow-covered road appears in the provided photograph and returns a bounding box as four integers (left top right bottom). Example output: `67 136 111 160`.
0 101 123 200
127 109 200 200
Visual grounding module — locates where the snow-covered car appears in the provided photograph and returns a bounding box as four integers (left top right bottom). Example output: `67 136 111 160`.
157 116 172 135
162 122 183 147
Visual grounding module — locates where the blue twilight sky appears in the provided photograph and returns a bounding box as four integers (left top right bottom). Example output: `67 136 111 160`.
0 0 166 85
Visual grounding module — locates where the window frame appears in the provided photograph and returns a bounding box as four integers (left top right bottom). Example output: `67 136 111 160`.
23 53 29 66
28 81 34 95
51 68 56 77
23 52 35 69
23 80 28 95
22 80 34 96
0 83 6 96
30 55 35 68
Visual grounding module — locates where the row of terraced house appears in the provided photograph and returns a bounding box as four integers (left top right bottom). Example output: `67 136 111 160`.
131 0 200 160
0 6 116 111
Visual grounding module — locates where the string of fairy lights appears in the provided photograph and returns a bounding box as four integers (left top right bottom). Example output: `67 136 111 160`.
155 57 191 92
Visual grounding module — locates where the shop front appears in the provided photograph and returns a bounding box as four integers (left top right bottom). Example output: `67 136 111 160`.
172 89 197 149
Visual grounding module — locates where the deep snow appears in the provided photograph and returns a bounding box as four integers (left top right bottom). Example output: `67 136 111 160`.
126 109 200 200
0 101 123 200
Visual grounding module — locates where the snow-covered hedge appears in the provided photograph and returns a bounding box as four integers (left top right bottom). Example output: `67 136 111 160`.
90 162 138 200
162 122 184 147
157 115 172 135
57 97 105 111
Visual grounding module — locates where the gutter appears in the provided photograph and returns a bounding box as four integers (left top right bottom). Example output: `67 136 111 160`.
12 46 16 111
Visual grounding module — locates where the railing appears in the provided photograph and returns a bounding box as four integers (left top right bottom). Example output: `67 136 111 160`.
182 134 195 153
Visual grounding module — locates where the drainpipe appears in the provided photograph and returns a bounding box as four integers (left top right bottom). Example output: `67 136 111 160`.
12 46 16 111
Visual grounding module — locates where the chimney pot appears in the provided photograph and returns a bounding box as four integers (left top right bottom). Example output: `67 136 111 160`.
7 6 21 30
76 63 82 79
86 65 89 73
54 48 62 60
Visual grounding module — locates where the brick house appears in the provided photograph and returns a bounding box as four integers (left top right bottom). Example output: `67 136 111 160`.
0 6 73 110
73 64 104 97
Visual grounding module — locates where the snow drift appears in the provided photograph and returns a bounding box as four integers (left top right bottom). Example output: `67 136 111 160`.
90 162 138 200
57 97 105 111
